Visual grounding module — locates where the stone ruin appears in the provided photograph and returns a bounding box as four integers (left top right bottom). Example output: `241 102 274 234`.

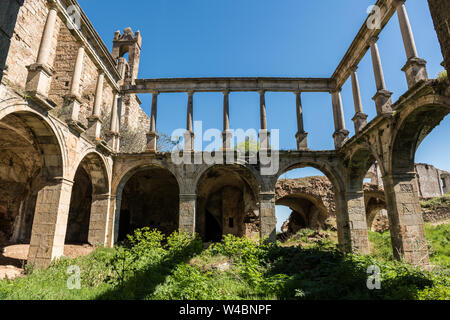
0 0 449 268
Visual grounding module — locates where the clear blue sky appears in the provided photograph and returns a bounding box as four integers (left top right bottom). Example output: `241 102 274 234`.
78 0 449 230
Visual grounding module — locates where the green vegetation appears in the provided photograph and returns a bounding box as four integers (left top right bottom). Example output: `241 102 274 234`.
1 226 449 300
420 192 450 209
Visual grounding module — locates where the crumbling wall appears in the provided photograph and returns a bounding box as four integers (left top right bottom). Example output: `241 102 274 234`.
416 163 444 199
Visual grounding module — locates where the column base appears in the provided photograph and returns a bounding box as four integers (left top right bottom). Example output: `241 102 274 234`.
295 131 309 151
402 57 428 89
184 130 194 152
25 63 54 99
146 131 158 152
222 130 233 151
352 112 368 134
372 89 394 116
65 94 86 133
106 131 120 153
259 129 271 152
333 129 349 149
86 116 102 141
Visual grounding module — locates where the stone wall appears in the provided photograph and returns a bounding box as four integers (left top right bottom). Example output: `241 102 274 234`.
428 0 450 72
3 0 58 89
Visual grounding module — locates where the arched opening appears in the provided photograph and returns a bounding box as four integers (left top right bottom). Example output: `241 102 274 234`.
117 166 180 242
275 166 337 241
65 152 109 245
0 110 63 267
196 165 260 242
65 166 92 244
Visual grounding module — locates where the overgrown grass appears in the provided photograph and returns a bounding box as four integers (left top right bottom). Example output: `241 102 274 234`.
420 192 450 209
1 227 449 300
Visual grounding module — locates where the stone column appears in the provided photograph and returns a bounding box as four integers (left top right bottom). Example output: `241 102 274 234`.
179 194 196 234
259 192 276 243
259 90 270 151
294 91 308 150
395 1 428 89
427 0 450 73
87 72 104 140
107 94 120 152
25 2 57 101
370 37 393 115
345 191 370 255
222 90 232 151
350 67 368 133
331 90 349 149
184 91 195 152
146 91 159 152
382 172 430 266
27 178 74 268
66 45 85 131
87 194 111 246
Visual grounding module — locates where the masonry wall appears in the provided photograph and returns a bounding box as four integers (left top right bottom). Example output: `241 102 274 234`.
416 164 444 199
3 0 59 89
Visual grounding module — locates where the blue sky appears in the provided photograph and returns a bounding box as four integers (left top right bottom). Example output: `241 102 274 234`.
78 0 449 230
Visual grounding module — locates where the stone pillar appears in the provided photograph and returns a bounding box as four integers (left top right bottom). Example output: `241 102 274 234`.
25 2 57 101
87 194 111 246
66 45 85 132
345 191 370 255
259 192 276 243
27 178 74 268
222 90 232 151
259 90 270 151
294 91 308 150
146 91 158 152
179 194 196 234
350 67 368 133
382 172 430 266
87 72 104 140
107 94 120 152
370 37 393 116
0 0 25 83
184 91 194 152
395 1 428 88
331 90 349 149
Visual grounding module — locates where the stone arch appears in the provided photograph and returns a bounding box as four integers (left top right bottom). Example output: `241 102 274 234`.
66 151 110 245
275 158 344 194
390 97 450 173
0 108 65 244
112 163 180 242
0 104 69 266
345 147 377 192
194 164 261 242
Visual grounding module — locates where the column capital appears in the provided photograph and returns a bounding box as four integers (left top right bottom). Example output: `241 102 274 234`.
151 90 159 96
369 36 379 46
187 90 195 96
330 87 342 94
222 89 230 95
350 65 358 73
393 0 406 9
258 89 266 95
